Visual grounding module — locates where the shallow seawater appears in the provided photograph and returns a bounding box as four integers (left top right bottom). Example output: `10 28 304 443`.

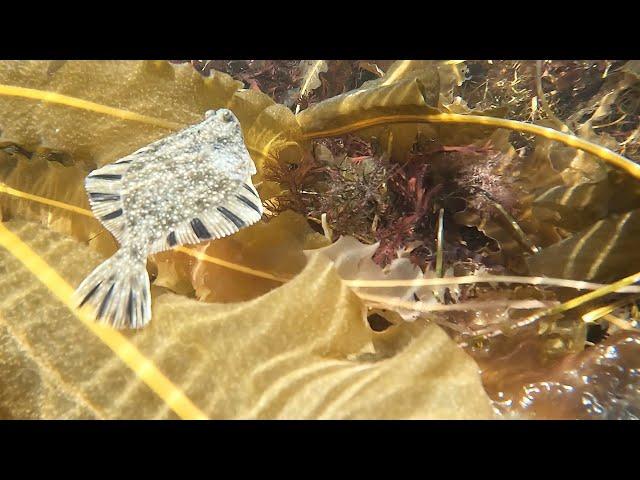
1 60 639 419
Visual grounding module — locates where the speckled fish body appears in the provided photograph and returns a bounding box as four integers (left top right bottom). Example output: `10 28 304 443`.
73 109 263 329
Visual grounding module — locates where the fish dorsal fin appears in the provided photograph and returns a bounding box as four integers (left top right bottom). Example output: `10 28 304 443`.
149 178 264 254
85 157 133 244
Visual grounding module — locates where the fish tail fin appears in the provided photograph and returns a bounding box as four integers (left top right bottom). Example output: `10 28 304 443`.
73 249 151 329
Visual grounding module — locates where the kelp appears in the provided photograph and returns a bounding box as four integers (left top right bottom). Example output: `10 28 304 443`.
310 235 427 322
154 210 329 302
0 145 328 303
297 60 448 159
453 130 640 280
297 60 441 132
0 60 302 180
0 60 497 419
297 60 640 186
295 60 640 288
2 59 640 419
0 60 317 299
291 61 640 412
523 143 640 283
0 220 493 419
526 210 640 282
0 149 117 256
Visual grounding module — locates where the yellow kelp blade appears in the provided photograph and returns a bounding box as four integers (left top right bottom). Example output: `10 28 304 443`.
0 221 207 420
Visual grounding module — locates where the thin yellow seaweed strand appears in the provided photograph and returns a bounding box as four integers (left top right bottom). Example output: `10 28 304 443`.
359 292 555 313
0 222 208 420
6 183 640 295
300 112 640 180
0 183 287 282
0 183 95 218
345 276 640 293
0 83 184 130
489 271 640 338
582 293 640 324
603 314 640 332
0 83 279 164
174 246 289 283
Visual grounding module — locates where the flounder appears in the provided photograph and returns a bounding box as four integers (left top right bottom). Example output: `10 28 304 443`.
73 109 263 328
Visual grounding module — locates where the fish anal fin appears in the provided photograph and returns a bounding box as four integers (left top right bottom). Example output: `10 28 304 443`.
149 178 264 253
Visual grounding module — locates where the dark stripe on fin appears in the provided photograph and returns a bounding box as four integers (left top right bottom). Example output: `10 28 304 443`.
243 184 258 197
115 159 132 164
167 231 177 247
89 174 122 181
89 193 121 202
236 194 261 214
141 282 150 321
102 208 123 221
97 283 115 319
128 290 135 326
217 207 245 229
79 281 102 307
190 218 211 240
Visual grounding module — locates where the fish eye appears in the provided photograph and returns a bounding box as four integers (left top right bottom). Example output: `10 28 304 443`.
222 110 234 122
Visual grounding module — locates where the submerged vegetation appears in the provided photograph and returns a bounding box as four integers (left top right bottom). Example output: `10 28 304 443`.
1 60 640 419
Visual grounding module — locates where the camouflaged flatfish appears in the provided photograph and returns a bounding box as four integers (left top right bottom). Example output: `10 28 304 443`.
73 109 263 329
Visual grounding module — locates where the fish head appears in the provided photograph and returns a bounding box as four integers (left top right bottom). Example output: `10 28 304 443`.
204 108 242 135
202 108 256 176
